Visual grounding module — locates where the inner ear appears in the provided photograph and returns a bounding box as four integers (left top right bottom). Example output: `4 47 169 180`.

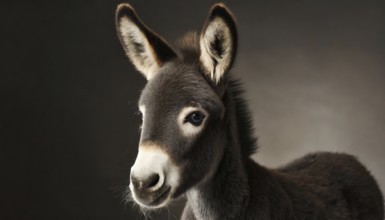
116 4 177 80
200 4 237 83
205 18 229 60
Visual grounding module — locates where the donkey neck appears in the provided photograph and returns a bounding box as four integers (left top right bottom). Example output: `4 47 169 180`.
186 145 250 219
186 82 252 219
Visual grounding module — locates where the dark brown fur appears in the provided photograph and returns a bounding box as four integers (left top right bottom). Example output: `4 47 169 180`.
115 3 384 220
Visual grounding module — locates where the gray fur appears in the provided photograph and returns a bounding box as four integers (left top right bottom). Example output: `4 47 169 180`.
115 3 384 220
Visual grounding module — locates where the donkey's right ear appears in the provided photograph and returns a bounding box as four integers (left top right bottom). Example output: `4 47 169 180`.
115 4 177 80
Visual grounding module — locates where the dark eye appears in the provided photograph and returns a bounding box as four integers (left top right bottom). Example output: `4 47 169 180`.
185 111 206 126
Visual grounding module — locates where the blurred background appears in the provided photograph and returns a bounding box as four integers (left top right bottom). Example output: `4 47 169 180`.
1 0 384 219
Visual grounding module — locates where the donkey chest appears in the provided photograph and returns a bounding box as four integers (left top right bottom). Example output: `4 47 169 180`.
185 190 219 220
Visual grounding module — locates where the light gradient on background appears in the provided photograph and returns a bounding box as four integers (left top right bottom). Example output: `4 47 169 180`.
1 0 384 219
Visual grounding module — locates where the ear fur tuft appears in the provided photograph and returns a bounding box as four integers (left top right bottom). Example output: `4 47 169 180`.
200 3 238 83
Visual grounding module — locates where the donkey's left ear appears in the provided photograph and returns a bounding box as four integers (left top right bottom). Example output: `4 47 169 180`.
200 3 237 83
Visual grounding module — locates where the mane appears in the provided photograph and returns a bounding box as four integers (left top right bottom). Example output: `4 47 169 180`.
227 77 259 157
176 32 258 157
175 31 200 63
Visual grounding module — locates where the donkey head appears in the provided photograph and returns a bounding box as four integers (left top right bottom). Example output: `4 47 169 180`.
116 3 237 209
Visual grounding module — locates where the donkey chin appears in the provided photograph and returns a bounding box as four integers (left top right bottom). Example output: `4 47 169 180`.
129 146 180 209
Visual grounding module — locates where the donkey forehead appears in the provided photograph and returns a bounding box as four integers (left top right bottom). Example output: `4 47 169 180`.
139 63 222 112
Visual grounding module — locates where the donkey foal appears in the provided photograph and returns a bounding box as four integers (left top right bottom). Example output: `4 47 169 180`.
115 3 384 220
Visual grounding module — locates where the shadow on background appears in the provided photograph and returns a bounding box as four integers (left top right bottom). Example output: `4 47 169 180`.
1 0 384 219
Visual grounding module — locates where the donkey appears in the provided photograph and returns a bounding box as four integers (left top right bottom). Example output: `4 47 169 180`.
115 3 384 220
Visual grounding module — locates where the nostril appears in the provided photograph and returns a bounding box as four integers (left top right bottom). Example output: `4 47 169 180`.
145 173 160 189
130 174 140 189
130 173 161 191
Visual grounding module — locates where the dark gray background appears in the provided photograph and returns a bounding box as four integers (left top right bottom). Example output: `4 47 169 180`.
1 0 384 219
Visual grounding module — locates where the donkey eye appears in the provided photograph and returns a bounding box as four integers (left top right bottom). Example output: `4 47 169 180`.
185 111 205 126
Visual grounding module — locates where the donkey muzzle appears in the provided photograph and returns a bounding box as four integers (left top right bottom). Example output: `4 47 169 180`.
129 144 178 208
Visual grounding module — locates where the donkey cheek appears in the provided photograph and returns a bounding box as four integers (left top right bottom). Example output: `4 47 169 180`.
172 169 203 198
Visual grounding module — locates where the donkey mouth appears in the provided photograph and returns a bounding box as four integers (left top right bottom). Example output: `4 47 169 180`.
132 185 172 208
148 186 171 207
